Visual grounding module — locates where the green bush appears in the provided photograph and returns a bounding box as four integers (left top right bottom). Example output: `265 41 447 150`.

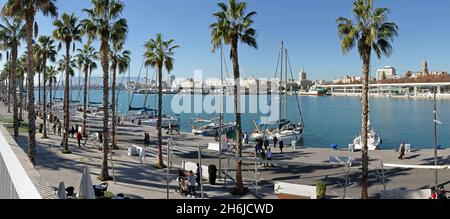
316 181 327 199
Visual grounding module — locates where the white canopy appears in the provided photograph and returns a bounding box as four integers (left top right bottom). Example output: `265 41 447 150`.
57 181 67 199
78 166 95 199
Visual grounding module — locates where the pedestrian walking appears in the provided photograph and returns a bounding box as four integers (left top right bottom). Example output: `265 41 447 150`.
196 163 201 186
279 140 284 154
260 149 266 167
53 123 57 135
188 171 197 197
70 126 76 138
273 136 278 148
263 137 269 150
76 132 82 148
214 130 219 142
398 142 405 160
57 122 62 136
266 148 274 167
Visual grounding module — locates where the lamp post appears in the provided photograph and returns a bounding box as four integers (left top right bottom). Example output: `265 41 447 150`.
433 89 438 191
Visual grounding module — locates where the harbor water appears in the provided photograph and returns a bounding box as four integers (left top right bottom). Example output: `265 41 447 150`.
44 89 450 150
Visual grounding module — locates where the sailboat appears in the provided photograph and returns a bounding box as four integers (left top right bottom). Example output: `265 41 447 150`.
125 60 179 128
251 41 304 145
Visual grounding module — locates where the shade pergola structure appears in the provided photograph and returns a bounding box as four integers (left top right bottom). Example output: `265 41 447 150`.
383 164 450 170
380 163 450 195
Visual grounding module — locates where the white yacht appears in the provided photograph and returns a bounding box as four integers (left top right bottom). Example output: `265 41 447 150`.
191 117 236 136
141 116 180 128
352 121 381 151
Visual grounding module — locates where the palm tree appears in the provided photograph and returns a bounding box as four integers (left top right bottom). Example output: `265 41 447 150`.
36 35 57 139
210 0 257 195
75 44 98 137
110 46 130 149
53 13 83 154
0 31 11 113
337 0 398 199
17 55 27 121
144 33 178 168
0 17 25 138
82 0 128 181
2 0 58 164
46 66 58 111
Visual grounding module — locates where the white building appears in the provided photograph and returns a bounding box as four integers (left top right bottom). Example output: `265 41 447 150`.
166 74 175 88
377 66 397 81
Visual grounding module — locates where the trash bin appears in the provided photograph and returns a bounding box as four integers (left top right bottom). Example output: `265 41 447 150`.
39 124 43 133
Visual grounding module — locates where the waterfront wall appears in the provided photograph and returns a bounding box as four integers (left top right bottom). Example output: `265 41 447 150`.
331 93 450 100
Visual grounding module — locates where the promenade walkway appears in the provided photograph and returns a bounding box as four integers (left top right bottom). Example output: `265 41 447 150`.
1 102 450 199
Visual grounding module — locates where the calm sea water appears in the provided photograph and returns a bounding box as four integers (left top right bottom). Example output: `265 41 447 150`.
42 89 450 149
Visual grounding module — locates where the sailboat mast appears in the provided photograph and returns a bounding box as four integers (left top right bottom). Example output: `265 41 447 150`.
279 41 284 122
284 48 288 120
218 46 224 181
128 60 131 107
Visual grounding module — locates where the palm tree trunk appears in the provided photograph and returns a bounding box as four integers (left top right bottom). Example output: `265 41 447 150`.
231 36 244 194
111 62 117 149
100 36 111 181
63 42 71 153
38 71 41 105
156 66 165 168
11 42 19 138
82 65 88 137
25 14 37 164
49 78 52 110
20 74 23 121
361 47 371 199
42 55 48 139
7 59 11 113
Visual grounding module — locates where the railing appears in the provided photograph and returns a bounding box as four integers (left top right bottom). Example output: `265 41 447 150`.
0 127 42 199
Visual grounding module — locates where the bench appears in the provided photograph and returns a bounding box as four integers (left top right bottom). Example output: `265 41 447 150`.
1 123 13 128
380 189 431 199
274 182 317 199
405 144 411 153
329 156 354 166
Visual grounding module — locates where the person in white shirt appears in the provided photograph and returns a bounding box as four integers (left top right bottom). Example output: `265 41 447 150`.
266 148 274 167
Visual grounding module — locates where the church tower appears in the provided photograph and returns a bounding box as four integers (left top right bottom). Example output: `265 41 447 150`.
422 59 429 75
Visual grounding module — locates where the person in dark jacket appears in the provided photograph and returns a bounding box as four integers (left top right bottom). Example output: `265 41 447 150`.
279 140 284 154
273 136 278 148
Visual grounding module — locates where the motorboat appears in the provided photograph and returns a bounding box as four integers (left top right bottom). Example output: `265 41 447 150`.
191 117 236 136
300 85 328 96
140 116 180 128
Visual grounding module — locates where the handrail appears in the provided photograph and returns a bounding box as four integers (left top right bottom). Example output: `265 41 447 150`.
0 130 42 199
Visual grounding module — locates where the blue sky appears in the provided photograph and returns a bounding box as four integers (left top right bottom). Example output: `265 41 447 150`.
2 0 450 81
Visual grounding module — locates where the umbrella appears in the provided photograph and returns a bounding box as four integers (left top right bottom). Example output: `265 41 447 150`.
78 166 95 199
57 181 67 199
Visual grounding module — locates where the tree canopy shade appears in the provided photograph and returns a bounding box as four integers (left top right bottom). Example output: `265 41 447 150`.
82 0 128 181
336 0 398 199
144 33 178 168
210 0 257 195
53 12 83 154
2 0 58 164
0 17 25 137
